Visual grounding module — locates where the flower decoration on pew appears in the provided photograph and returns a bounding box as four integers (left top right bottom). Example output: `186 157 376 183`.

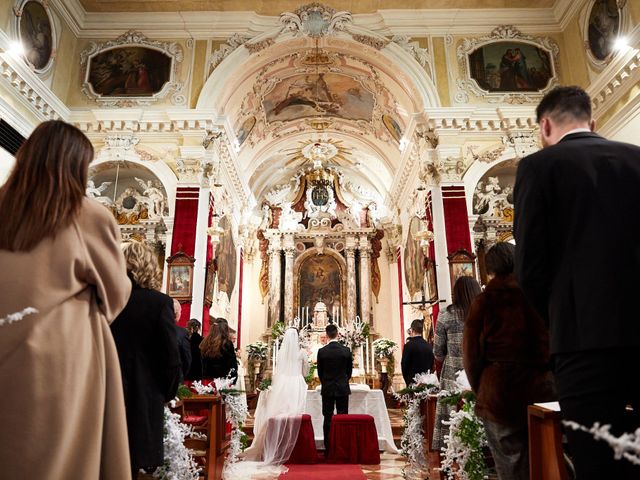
214 372 249 475
564 421 640 466
153 407 201 480
439 370 487 480
393 370 440 479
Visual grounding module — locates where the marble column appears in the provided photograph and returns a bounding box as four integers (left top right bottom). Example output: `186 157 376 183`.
359 235 372 326
268 233 282 327
345 238 357 322
283 234 296 323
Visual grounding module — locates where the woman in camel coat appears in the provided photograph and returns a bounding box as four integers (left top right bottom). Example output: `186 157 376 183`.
0 121 132 479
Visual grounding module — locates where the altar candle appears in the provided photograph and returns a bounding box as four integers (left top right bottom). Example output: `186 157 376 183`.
365 340 369 374
306 306 309 324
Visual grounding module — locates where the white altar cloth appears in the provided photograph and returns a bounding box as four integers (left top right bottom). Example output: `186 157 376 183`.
304 389 399 453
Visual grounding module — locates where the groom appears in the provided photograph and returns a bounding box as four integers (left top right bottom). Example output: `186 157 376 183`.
317 324 353 452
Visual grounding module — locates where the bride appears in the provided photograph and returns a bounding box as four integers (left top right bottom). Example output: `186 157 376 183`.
227 327 309 479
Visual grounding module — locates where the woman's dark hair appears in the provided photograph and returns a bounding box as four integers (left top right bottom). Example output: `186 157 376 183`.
485 242 515 277
187 318 201 337
0 120 94 251
449 276 482 319
200 318 231 358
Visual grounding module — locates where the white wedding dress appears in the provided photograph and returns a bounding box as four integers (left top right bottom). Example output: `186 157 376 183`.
226 328 309 479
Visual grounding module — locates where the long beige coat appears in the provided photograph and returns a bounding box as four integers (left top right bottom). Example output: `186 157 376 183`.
0 199 132 479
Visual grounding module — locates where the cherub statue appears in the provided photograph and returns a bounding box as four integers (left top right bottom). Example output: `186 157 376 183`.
279 202 303 231
258 203 273 230
86 180 113 207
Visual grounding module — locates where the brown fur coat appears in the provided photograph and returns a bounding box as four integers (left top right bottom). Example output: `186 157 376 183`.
463 274 555 427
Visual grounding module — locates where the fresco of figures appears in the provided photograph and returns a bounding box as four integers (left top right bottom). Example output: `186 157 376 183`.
18 0 54 71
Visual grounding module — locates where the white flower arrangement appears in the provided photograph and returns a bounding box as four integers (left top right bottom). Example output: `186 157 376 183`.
213 373 249 476
246 341 268 361
393 370 440 478
564 421 640 466
153 407 201 480
372 338 397 358
0 307 38 327
339 316 370 348
191 380 215 395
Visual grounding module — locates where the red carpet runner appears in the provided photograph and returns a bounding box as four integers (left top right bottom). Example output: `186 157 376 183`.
279 463 366 479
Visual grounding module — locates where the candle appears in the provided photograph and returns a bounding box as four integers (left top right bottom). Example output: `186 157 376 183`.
360 347 364 378
364 340 369 374
306 306 309 324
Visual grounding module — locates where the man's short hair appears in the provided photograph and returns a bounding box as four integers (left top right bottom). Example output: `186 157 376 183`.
485 242 515 277
326 324 338 339
410 319 424 335
536 86 592 124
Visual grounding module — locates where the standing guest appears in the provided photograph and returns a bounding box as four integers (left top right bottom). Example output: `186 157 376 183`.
463 243 555 479
201 317 238 382
172 299 191 381
401 319 435 388
0 120 132 479
432 276 481 451
317 324 353 452
111 241 181 479
514 86 640 479
185 319 203 381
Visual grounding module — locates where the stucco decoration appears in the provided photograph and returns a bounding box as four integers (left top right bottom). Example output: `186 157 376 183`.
455 25 559 104
80 30 185 107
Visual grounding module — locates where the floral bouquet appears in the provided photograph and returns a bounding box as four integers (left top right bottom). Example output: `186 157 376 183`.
372 338 397 359
246 341 268 361
339 316 370 349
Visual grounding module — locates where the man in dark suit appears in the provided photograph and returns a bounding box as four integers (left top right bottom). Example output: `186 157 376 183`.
514 86 640 479
401 319 434 386
317 324 352 452
172 299 192 382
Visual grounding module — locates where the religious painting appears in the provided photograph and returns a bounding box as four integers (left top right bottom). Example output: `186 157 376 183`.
587 0 621 61
382 114 403 143
298 254 342 319
166 252 195 301
424 257 438 303
87 47 172 97
263 72 375 123
204 259 216 307
216 215 237 302
448 249 477 290
468 42 553 92
404 216 426 298
472 160 517 219
17 0 54 72
236 116 256 146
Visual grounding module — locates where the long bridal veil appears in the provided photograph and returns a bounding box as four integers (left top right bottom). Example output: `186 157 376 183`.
227 328 309 479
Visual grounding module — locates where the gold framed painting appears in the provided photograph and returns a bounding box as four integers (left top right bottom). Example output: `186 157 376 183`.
447 249 477 289
166 251 195 301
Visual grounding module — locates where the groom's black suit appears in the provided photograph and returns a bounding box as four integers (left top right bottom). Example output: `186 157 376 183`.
317 340 352 450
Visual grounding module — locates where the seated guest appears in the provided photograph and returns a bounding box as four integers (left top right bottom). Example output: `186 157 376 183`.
201 317 238 383
185 319 203 381
463 242 555 480
432 276 481 451
172 299 191 381
111 241 181 478
401 318 435 387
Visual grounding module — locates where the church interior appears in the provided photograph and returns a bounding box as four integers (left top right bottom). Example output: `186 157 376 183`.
1 0 639 479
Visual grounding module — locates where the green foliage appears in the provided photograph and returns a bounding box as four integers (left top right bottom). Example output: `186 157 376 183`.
258 377 272 391
176 383 193 400
458 402 487 480
305 364 317 384
239 424 249 451
271 322 286 340
439 390 476 407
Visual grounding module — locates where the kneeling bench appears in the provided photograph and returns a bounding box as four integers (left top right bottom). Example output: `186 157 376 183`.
266 414 318 464
327 414 380 464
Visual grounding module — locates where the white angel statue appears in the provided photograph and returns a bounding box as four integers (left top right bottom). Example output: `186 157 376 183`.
86 180 113 207
135 177 166 218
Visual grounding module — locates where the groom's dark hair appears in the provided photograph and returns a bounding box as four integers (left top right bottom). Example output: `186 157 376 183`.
326 324 338 339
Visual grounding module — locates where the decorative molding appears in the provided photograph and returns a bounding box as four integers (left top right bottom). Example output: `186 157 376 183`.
390 35 431 74
0 31 69 122
207 131 250 207
352 33 389 50
207 33 251 73
79 30 185 107
455 25 560 104
279 4 353 38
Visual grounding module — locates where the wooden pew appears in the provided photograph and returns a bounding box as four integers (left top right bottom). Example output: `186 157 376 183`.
181 395 229 480
421 394 444 480
528 403 571 480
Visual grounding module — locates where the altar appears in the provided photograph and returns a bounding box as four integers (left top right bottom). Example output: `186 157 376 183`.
255 386 398 454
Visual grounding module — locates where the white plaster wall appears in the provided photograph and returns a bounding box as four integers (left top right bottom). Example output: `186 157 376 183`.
238 255 268 349
0 148 15 185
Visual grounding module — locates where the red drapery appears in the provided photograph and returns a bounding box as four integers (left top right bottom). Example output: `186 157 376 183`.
442 186 472 253
171 187 200 326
